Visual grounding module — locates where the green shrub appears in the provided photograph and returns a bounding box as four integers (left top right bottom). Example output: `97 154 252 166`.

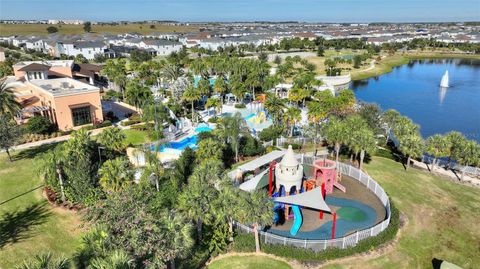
94 120 112 128
240 136 265 157
129 124 149 131
120 119 142 126
258 125 284 142
26 115 55 134
234 103 246 109
286 143 301 150
232 200 399 261
208 117 218 123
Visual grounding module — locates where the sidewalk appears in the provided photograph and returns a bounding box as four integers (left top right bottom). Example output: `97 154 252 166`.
411 159 480 187
12 127 110 151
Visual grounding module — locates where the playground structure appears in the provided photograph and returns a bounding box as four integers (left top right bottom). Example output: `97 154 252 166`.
232 151 391 251
269 146 341 237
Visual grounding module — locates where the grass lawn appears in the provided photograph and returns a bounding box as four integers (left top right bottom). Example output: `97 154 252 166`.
208 255 292 269
0 146 83 268
122 129 151 146
305 49 369 75
0 23 199 36
351 51 480 80
321 156 480 269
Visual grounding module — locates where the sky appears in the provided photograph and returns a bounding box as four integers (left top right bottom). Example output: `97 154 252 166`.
0 0 479 22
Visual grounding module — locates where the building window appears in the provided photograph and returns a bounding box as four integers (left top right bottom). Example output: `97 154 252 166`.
71 106 92 126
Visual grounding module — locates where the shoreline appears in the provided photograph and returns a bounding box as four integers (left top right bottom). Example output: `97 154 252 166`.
351 52 480 81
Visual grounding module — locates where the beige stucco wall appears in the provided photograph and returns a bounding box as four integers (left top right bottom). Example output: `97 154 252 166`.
19 83 103 131
53 91 103 131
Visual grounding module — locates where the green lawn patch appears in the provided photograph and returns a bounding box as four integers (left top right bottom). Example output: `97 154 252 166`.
0 148 83 268
208 255 291 269
122 129 151 146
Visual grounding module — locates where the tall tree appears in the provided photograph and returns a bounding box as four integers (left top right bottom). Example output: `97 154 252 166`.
394 117 424 170
382 109 401 145
425 134 449 172
98 157 133 193
197 138 223 161
264 93 285 125
215 113 248 162
321 116 348 164
182 86 201 123
283 106 301 137
97 127 126 155
0 78 21 117
35 146 67 202
0 114 21 162
83 21 92 32
241 190 274 253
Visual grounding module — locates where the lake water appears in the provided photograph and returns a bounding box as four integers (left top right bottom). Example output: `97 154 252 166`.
351 58 480 142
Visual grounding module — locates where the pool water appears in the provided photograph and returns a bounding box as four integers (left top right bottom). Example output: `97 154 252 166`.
194 76 216 88
267 196 378 240
195 126 213 133
156 135 198 153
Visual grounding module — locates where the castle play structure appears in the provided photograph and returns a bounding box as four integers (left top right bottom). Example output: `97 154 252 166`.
269 145 346 237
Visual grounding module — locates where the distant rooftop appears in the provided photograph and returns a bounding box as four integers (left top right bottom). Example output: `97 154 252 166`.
14 60 74 68
29 78 99 97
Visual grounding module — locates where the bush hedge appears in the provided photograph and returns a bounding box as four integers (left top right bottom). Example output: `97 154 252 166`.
234 103 246 109
231 200 400 261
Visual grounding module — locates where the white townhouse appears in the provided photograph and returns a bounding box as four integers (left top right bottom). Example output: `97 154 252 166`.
139 39 183 56
60 41 108 60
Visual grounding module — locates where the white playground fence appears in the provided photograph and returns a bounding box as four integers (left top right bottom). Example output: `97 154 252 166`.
233 160 391 252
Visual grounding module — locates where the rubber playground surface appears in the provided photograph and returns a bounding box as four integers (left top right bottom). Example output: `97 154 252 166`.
267 196 378 240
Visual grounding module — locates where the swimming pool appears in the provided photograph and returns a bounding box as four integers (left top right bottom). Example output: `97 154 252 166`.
194 76 216 88
195 123 213 133
267 196 378 240
155 135 199 153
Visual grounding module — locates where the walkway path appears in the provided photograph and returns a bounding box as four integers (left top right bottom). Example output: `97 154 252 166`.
411 159 480 187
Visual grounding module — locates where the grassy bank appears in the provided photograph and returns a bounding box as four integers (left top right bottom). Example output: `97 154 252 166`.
323 157 480 269
0 147 83 268
0 23 199 36
351 51 480 80
207 255 292 269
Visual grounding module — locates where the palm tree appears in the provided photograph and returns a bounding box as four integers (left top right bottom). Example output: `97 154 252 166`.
98 157 133 193
97 127 126 154
321 117 348 165
213 76 228 104
306 101 327 151
17 253 70 269
215 113 248 162
179 174 216 242
264 93 285 125
125 80 152 110
213 183 240 238
162 212 194 269
445 131 467 167
35 146 67 202
456 140 480 180
0 78 21 117
425 134 449 172
89 250 133 269
197 78 211 97
241 190 274 253
283 107 301 137
382 109 401 145
161 63 183 82
197 138 223 161
182 86 201 123
205 97 221 116
355 127 377 170
394 118 424 170
143 149 164 191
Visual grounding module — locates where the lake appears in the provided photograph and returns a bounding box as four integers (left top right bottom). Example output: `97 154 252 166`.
351 58 480 142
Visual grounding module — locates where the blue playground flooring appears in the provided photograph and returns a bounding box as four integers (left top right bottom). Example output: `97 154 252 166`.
267 196 378 240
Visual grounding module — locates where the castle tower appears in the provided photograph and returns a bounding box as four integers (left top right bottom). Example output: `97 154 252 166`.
275 145 303 194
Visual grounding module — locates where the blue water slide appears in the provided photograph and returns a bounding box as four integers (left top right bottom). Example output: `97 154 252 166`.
290 205 303 236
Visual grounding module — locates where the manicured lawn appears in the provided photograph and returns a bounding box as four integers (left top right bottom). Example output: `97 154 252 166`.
322 157 480 269
0 23 199 36
0 146 83 268
122 129 151 146
208 255 292 269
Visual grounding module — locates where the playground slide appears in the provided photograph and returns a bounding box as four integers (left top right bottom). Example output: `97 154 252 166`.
334 182 346 193
290 205 303 236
